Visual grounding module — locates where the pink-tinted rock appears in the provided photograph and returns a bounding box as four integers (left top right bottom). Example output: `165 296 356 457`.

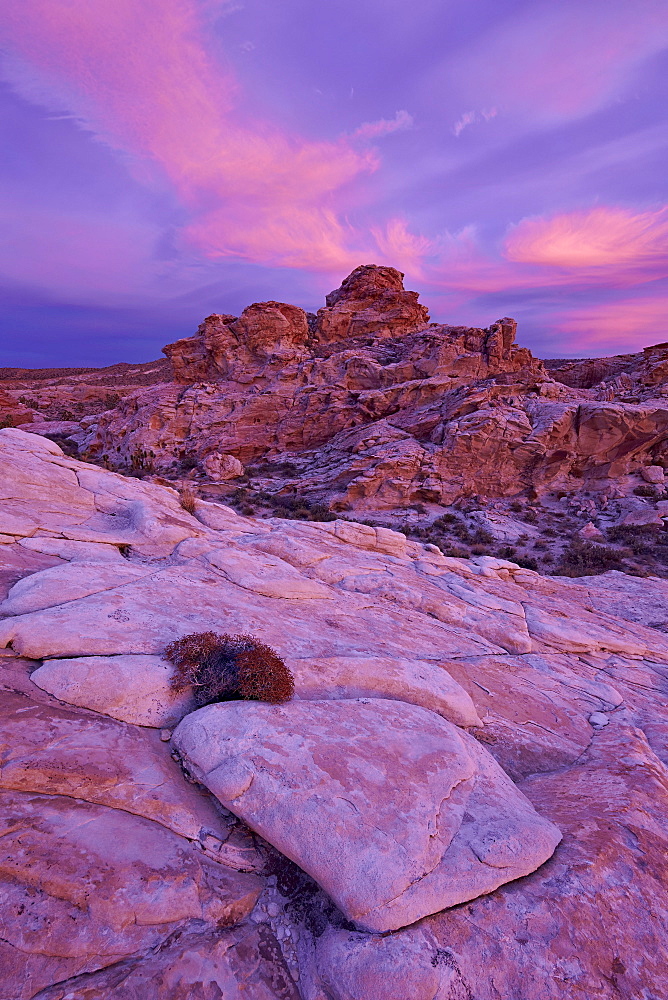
578 521 605 540
173 699 561 933
314 264 430 343
641 464 665 483
29 922 300 1000
202 451 244 480
0 788 262 996
164 301 309 382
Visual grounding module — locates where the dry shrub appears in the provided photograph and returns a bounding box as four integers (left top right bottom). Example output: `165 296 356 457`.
556 540 623 576
164 631 294 707
179 485 198 514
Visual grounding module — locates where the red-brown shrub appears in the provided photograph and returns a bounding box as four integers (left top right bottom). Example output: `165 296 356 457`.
164 631 294 707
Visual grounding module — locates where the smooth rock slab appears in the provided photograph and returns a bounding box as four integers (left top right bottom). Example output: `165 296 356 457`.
31 654 194 727
287 655 482 727
173 699 561 933
0 561 152 616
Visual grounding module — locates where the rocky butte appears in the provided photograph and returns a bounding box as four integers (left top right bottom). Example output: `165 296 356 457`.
0 266 667 998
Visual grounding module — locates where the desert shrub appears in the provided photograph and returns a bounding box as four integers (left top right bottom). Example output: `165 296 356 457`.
471 527 494 544
497 545 516 558
128 448 155 476
514 555 539 570
556 540 623 576
607 524 657 544
247 460 298 477
165 631 294 707
432 513 459 528
444 544 470 558
179 485 198 514
269 494 335 522
633 485 657 498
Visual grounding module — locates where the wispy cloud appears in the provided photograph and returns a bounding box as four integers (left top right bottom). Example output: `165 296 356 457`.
505 206 668 277
352 110 414 141
0 0 376 271
444 0 668 124
549 293 668 353
453 108 497 137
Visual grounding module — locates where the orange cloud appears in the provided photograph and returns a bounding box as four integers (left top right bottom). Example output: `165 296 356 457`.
505 206 668 273
0 0 376 270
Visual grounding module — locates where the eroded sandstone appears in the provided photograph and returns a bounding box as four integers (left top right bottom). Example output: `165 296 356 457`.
1 427 668 998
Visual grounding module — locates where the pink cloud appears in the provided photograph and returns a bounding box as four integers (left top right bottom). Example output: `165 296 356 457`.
453 108 497 137
505 206 668 277
0 0 376 271
446 0 668 122
371 219 435 279
549 294 668 354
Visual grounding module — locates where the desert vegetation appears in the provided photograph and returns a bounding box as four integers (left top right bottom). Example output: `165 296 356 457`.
165 631 295 707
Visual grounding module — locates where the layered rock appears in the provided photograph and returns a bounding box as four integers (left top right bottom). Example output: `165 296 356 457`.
2 428 668 996
164 301 310 382
66 265 668 512
314 263 430 344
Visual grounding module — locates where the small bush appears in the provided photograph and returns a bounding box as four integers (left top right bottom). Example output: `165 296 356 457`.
179 485 198 514
515 556 539 570
444 544 470 558
471 527 494 545
556 540 623 576
165 631 294 707
432 513 459 528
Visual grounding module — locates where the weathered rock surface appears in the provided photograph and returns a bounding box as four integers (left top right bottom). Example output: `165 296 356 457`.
62 266 668 515
173 699 561 932
2 427 668 997
30 653 194 727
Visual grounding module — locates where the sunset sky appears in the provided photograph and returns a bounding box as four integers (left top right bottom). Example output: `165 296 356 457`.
1 0 666 366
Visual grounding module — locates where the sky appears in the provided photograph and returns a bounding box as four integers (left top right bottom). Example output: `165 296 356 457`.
0 0 666 366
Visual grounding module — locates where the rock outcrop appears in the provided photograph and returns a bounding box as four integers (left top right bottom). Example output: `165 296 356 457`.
2 427 668 997
173 699 561 933
62 265 668 514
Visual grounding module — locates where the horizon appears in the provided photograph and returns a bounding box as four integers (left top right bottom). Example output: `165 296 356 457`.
1 0 666 367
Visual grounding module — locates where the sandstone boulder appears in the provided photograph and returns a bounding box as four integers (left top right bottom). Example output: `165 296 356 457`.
287 654 482 727
202 451 244 481
0 788 262 997
641 464 665 483
173 699 561 933
30 653 194 727
163 301 310 382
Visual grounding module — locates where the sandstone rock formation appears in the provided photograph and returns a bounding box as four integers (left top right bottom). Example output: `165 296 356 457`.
2 426 668 997
62 265 668 519
173 699 561 933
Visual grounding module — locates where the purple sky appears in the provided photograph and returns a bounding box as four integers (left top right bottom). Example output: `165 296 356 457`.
1 0 666 366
